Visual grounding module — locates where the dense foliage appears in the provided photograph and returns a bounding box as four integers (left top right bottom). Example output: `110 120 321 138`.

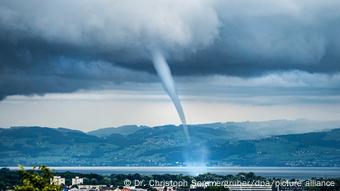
1 168 340 191
0 169 267 190
14 166 61 191
0 168 20 191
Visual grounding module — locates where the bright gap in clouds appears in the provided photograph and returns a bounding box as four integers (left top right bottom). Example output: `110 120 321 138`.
0 91 339 132
0 71 340 131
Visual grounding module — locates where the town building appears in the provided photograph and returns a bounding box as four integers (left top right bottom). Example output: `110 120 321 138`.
50 176 65 186
72 176 84 185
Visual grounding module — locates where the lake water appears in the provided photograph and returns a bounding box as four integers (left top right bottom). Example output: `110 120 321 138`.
7 166 340 179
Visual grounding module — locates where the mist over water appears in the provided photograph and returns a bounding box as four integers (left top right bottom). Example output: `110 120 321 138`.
152 51 191 143
182 144 209 175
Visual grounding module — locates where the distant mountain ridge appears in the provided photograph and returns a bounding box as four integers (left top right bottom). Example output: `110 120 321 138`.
0 120 340 167
88 119 340 140
88 125 149 137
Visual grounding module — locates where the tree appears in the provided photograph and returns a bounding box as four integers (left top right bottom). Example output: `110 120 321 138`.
15 166 61 191
0 168 20 191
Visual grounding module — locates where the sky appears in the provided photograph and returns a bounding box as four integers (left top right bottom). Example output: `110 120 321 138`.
0 0 340 131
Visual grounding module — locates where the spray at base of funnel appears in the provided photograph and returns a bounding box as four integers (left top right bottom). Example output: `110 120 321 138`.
152 51 191 143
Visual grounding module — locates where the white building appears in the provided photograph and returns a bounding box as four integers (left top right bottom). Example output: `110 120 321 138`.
72 176 84 185
50 176 65 185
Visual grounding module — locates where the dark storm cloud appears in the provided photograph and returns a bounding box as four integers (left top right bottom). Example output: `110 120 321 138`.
0 35 155 99
170 1 340 76
1 0 340 99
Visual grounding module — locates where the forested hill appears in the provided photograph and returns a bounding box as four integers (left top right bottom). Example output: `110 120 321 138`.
0 121 340 166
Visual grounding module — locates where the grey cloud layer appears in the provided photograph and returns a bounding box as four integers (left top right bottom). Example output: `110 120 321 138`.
1 0 340 99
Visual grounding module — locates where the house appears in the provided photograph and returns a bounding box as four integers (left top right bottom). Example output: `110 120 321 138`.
72 176 84 185
50 176 65 186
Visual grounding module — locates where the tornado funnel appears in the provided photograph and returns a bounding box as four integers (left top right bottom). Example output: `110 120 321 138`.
152 51 191 143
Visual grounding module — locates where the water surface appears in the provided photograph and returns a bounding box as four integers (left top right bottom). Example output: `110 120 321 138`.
7 166 340 179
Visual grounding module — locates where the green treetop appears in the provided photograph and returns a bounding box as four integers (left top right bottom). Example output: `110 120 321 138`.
15 166 61 191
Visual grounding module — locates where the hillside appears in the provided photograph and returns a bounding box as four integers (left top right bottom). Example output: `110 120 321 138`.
0 122 340 167
89 120 340 140
88 125 149 137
